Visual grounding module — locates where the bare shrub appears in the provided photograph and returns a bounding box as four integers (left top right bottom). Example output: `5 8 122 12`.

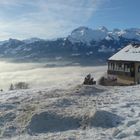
9 82 29 90
14 82 29 90
98 76 123 86
83 74 96 85
98 76 105 85
9 84 14 90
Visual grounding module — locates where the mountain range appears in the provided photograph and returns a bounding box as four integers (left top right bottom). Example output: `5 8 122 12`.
0 26 140 63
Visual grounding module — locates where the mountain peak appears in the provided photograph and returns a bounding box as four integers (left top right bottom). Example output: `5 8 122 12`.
71 26 91 33
68 26 108 43
23 37 43 44
9 38 20 41
98 26 108 32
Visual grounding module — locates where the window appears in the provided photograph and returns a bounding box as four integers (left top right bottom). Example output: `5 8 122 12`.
138 66 140 72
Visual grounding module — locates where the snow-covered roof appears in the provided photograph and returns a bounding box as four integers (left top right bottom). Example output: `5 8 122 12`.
109 44 140 62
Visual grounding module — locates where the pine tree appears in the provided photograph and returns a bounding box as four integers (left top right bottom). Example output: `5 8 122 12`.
9 84 14 90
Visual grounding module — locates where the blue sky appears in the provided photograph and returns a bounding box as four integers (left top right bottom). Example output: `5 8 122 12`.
0 0 139 40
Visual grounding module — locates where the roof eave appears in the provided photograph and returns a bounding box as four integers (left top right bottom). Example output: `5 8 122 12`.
108 59 140 63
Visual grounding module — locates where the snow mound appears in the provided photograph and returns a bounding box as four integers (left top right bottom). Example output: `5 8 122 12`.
72 85 106 96
91 110 122 128
27 110 122 134
27 112 81 134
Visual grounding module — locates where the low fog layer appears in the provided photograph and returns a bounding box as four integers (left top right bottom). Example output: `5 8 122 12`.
0 61 106 90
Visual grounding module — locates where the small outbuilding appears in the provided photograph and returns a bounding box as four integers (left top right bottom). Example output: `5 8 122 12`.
108 43 140 85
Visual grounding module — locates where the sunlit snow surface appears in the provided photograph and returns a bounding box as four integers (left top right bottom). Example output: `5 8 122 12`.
0 62 139 140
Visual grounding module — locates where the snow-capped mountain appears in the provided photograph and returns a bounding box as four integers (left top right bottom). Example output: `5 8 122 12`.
68 26 140 43
0 26 140 62
120 28 140 41
68 26 108 44
22 37 44 44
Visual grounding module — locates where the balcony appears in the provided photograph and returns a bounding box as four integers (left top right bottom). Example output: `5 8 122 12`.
108 70 135 77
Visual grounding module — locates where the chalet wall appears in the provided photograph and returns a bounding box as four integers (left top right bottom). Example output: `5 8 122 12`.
108 60 140 85
134 62 140 84
117 75 135 85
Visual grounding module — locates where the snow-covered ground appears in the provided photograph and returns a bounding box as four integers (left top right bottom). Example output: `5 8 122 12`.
0 85 140 140
0 63 139 140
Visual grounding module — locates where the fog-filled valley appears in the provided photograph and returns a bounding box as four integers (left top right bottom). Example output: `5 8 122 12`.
0 60 106 90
